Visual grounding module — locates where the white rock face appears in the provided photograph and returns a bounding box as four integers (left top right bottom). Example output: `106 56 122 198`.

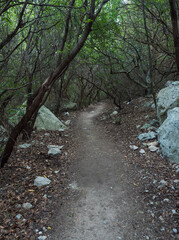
158 107 179 163
34 176 51 187
157 82 179 124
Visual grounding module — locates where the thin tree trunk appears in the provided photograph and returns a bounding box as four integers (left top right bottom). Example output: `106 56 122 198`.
169 0 179 72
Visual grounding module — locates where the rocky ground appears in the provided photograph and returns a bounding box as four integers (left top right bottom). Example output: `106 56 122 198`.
0 97 178 239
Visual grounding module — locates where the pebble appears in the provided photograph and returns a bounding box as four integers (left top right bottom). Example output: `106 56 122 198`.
163 198 170 202
161 227 165 231
38 236 47 240
23 202 33 209
139 149 145 154
16 214 22 219
173 228 178 234
172 209 177 214
39 231 42 235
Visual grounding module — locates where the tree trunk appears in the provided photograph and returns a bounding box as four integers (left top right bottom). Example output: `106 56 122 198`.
169 0 179 72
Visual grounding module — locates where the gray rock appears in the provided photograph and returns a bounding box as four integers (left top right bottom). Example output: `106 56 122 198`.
158 108 179 163
38 236 47 240
9 104 66 131
48 148 61 156
64 120 71 126
129 145 138 150
18 143 31 149
110 111 118 116
34 176 51 187
150 119 159 127
139 149 145 154
23 202 33 209
149 146 159 152
16 214 22 219
157 82 179 124
141 123 151 130
138 132 157 141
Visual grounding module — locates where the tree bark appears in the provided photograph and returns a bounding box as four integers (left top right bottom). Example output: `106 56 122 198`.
169 0 179 72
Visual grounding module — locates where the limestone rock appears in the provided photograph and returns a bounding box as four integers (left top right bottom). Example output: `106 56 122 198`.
129 145 138 150
18 143 31 149
48 148 61 155
34 176 51 187
158 107 179 163
34 106 66 131
47 145 63 156
138 132 157 141
9 104 66 131
22 202 32 209
157 82 179 124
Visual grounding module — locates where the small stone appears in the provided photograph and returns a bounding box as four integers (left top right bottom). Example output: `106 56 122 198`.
139 149 145 154
23 202 32 209
141 123 151 130
161 227 165 231
138 132 157 141
174 180 179 183
18 143 31 149
136 125 141 128
64 120 71 126
44 133 50 136
160 180 167 185
43 227 47 232
16 214 22 219
38 236 47 240
129 145 138 150
39 231 42 235
159 216 164 222
54 170 59 174
64 112 69 116
48 148 61 155
16 204 21 208
149 146 159 152
163 198 170 202
34 176 51 187
173 228 178 234
26 165 31 170
172 209 177 214
43 194 47 198
35 229 39 233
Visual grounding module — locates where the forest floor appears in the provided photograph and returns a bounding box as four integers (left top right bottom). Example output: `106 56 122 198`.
0 98 178 239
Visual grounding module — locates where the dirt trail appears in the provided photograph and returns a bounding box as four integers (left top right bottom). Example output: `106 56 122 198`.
50 102 159 240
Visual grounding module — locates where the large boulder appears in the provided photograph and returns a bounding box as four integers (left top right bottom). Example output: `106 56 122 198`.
34 106 66 131
157 81 179 124
10 105 66 131
158 107 179 163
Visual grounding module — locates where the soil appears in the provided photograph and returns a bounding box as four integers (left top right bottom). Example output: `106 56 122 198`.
0 98 178 239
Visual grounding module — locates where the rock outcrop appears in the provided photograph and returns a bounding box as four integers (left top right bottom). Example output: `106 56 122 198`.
10 105 66 131
157 81 179 124
34 106 66 131
158 108 179 163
